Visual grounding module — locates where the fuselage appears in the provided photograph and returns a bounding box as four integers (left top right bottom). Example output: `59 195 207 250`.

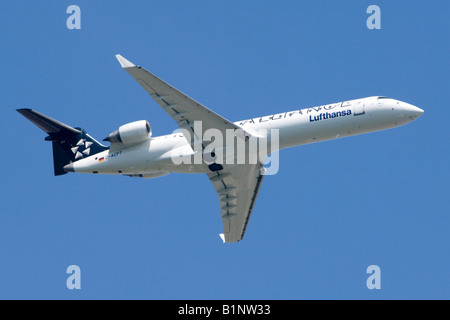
68 96 423 176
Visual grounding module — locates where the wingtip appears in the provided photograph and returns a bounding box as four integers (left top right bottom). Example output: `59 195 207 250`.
115 54 136 69
219 233 226 243
16 108 32 115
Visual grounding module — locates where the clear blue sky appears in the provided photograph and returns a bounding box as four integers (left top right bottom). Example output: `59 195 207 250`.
0 1 449 299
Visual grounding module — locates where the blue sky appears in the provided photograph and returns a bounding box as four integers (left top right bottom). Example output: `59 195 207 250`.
0 1 449 299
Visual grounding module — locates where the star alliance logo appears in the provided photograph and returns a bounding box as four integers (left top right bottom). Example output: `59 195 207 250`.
70 138 93 160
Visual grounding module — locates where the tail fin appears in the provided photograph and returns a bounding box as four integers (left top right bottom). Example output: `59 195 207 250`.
17 109 109 176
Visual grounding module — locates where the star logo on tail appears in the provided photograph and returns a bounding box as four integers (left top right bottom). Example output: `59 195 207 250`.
70 139 93 160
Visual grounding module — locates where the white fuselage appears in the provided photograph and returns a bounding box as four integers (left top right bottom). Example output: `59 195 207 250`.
70 96 423 176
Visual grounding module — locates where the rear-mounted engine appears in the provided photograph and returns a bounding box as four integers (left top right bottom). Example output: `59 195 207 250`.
104 120 152 144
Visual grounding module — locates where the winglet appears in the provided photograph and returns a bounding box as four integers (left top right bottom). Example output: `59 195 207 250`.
219 233 226 243
115 54 136 69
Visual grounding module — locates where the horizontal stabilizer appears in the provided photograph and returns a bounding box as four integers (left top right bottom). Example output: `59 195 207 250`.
17 109 81 135
17 109 108 176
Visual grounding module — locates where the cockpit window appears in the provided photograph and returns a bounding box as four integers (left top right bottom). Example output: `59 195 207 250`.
377 96 390 100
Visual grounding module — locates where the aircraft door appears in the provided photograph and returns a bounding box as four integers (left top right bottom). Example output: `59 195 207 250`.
353 100 365 116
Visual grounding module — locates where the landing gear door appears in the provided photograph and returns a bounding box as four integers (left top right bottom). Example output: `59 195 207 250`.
353 100 365 116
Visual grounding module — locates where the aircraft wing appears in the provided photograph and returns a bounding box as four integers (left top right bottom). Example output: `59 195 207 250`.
208 164 265 243
116 54 265 243
115 54 251 150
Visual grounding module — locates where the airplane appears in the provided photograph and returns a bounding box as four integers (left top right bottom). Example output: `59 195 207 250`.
17 54 424 243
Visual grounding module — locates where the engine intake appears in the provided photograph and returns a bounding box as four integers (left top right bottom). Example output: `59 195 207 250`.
104 120 152 144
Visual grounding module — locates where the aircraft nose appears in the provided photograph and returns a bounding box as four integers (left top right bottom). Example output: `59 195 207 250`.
405 104 424 120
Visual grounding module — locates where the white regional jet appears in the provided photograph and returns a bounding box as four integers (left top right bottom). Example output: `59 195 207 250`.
17 55 424 243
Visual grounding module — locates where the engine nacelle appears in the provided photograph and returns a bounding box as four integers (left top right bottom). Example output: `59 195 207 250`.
104 120 152 144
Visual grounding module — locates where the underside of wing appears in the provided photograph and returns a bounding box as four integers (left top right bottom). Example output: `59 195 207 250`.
208 164 265 243
115 54 251 150
116 55 264 243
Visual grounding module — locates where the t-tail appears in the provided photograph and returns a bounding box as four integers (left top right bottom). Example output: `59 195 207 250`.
17 109 109 176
